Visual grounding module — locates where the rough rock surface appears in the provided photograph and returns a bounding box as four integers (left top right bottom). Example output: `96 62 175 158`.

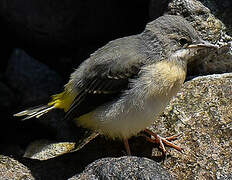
168 0 232 76
6 49 63 106
16 74 232 180
23 140 75 160
199 0 232 35
0 0 149 62
149 73 232 179
167 0 227 43
0 82 15 111
150 0 232 76
1 0 232 179
69 156 173 180
0 155 34 180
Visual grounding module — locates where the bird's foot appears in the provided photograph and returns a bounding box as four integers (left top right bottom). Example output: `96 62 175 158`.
123 139 131 156
143 129 183 154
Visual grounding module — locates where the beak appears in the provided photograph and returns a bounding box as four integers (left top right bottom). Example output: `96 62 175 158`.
187 40 219 49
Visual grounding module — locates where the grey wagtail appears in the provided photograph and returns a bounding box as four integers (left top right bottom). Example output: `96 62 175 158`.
14 15 218 155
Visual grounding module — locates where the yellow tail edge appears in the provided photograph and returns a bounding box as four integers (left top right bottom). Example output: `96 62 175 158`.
14 90 76 120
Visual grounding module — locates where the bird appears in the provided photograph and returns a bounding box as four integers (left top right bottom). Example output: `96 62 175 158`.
14 15 218 155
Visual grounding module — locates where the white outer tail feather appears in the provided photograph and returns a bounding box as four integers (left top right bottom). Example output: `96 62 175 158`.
14 105 55 120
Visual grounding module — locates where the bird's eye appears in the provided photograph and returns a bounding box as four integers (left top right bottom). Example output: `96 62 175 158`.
179 37 189 47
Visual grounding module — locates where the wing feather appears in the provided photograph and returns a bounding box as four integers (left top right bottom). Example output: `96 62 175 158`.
64 35 153 121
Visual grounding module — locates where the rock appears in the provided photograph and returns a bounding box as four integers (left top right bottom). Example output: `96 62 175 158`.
5 73 231 180
149 0 170 19
24 140 75 160
218 173 232 180
167 0 226 43
23 131 100 160
150 0 229 43
5 49 95 148
0 18 13 73
187 43 232 76
150 0 232 76
0 144 24 158
0 155 34 179
0 82 20 146
199 0 232 36
4 49 68 146
70 156 173 180
0 0 149 60
148 73 232 179
0 82 15 110
2 2 232 179
5 49 63 106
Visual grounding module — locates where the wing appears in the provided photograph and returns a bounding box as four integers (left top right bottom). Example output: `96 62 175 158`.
64 34 156 121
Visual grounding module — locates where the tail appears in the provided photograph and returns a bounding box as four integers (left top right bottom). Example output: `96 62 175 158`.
14 91 76 120
14 105 55 120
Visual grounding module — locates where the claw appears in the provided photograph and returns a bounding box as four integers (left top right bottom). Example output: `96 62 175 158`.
144 129 183 154
165 133 182 141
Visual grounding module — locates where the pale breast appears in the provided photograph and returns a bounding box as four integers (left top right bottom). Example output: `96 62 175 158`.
77 60 187 140
149 60 186 95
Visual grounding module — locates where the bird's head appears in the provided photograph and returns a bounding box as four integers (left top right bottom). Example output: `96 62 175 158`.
145 15 218 63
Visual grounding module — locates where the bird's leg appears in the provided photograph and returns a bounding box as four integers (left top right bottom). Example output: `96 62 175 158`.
144 129 183 154
123 138 131 155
